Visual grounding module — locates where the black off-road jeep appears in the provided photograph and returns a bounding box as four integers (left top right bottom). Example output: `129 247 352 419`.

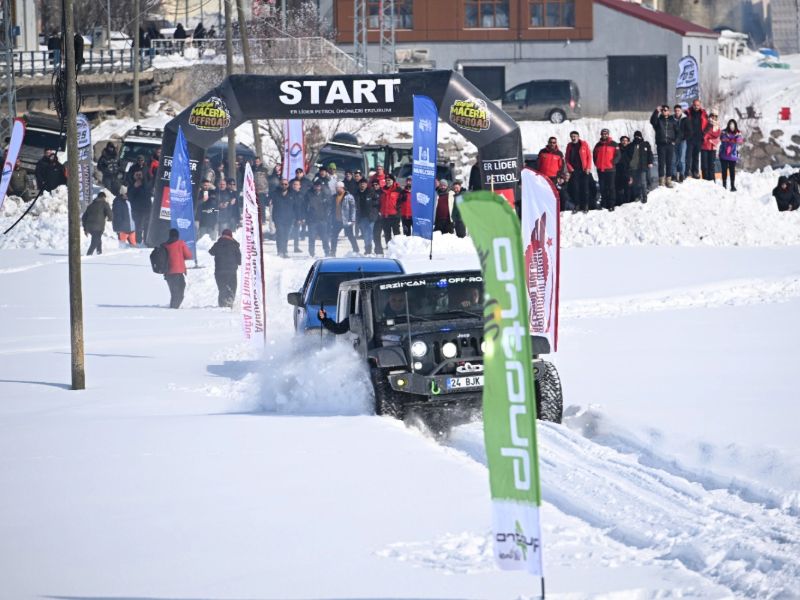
333 270 563 430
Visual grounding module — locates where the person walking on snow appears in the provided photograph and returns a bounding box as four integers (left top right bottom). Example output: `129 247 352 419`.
330 180 359 256
111 187 137 247
719 119 744 191
162 228 192 309
82 192 112 255
208 229 241 308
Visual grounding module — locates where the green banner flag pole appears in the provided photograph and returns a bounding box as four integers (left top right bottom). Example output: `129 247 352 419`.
457 190 545 586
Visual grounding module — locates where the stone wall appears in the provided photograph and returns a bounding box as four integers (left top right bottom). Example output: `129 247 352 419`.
742 126 800 170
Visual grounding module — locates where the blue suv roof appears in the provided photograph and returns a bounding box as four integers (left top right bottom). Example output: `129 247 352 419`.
317 257 403 274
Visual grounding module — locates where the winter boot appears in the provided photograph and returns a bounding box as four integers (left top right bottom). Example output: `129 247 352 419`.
666 177 674 188
730 185 737 192
658 176 666 187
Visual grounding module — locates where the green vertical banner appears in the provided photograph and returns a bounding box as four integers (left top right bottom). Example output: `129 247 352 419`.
458 191 543 576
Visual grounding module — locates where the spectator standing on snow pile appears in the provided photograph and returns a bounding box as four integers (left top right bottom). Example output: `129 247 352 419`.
650 105 678 187
673 104 691 183
97 142 120 192
81 192 112 255
9 159 32 202
615 136 633 205
565 131 593 213
554 172 573 211
330 181 359 256
208 229 241 308
35 149 52 191
536 137 567 183
773 176 799 211
719 119 744 192
112 187 137 247
162 228 192 309
623 131 654 204
701 110 722 182
42 152 67 192
593 128 619 211
686 99 709 179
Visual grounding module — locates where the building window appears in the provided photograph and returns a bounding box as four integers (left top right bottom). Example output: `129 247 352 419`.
367 0 413 30
465 0 510 28
529 0 575 27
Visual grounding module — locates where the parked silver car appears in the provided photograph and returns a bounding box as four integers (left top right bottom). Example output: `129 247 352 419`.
502 79 581 123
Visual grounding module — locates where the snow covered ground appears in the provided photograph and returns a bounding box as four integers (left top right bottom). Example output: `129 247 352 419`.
2 170 799 599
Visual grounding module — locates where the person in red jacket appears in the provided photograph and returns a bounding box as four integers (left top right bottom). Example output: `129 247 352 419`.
379 174 401 245
565 130 593 212
536 137 566 182
593 128 619 211
163 228 192 308
399 176 413 235
368 164 387 188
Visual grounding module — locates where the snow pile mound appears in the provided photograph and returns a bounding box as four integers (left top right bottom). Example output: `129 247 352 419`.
563 168 800 247
251 337 374 416
0 187 75 250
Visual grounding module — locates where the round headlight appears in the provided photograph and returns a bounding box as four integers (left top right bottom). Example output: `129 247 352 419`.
481 340 486 353
442 341 458 359
410 340 428 358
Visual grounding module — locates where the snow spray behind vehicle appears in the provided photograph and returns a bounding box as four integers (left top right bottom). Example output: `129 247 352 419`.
241 162 266 346
456 190 544 579
0 119 26 212
521 168 560 352
169 126 197 261
411 95 437 240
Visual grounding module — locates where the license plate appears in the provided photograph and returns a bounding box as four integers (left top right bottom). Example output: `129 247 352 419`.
446 375 484 389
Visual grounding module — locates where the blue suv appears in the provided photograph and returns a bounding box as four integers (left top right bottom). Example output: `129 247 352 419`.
287 257 404 333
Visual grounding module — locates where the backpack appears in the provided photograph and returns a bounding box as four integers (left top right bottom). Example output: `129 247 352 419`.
150 244 169 274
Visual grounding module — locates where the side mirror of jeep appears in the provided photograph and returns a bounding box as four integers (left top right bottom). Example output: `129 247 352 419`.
348 314 363 334
287 292 301 306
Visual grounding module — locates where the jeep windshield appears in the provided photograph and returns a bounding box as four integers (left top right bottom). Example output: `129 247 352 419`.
374 277 484 324
119 142 160 164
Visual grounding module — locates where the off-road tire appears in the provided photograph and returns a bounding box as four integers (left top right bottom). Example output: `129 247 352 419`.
370 368 406 420
535 361 563 424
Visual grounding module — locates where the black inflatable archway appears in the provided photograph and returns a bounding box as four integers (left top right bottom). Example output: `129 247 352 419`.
147 70 522 246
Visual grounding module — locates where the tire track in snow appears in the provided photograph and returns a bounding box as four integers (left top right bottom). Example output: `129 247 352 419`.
445 421 800 599
562 275 800 319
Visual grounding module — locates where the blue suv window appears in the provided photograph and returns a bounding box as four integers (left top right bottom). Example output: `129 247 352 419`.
311 272 395 306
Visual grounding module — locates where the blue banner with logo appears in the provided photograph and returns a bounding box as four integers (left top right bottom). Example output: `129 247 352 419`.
170 126 197 260
411 95 438 239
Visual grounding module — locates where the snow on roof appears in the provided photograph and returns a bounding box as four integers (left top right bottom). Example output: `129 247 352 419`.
596 0 720 38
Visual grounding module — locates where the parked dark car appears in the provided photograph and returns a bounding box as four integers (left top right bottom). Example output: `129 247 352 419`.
502 79 581 123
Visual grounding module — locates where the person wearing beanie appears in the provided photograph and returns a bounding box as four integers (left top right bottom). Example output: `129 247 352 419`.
434 179 455 234
81 192 112 255
208 228 242 308
162 228 192 308
701 110 722 182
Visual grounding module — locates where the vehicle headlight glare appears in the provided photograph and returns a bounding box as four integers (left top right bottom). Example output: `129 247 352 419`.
411 340 428 358
481 340 486 353
442 342 458 359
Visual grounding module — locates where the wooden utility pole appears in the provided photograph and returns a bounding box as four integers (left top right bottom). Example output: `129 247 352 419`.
133 0 140 121
64 0 85 390
224 0 236 174
236 0 263 159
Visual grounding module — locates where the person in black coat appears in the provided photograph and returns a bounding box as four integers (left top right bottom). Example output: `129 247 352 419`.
622 131 654 203
208 229 241 308
127 171 151 246
73 33 85 73
42 153 67 192
81 192 112 255
270 178 297 258
196 180 218 240
614 136 633 205
111 188 137 246
773 176 800 211
97 142 120 192
650 105 678 186
35 149 52 191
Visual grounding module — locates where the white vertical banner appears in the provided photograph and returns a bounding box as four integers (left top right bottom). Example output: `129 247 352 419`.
521 168 560 352
76 114 93 211
241 163 266 346
282 119 305 180
0 118 26 211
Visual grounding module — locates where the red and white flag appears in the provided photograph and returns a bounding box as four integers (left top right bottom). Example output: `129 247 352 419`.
0 119 27 211
521 168 560 351
240 163 266 346
282 119 305 180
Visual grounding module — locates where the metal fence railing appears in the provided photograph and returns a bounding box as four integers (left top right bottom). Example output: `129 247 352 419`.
4 36 362 78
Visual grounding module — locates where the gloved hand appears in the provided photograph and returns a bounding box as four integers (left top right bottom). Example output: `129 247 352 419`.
317 308 327 320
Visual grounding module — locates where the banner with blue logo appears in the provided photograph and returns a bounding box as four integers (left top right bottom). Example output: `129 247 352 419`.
170 126 197 260
411 95 438 239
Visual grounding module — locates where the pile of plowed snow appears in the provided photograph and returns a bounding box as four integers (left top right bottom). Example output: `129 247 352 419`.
2 166 798 251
